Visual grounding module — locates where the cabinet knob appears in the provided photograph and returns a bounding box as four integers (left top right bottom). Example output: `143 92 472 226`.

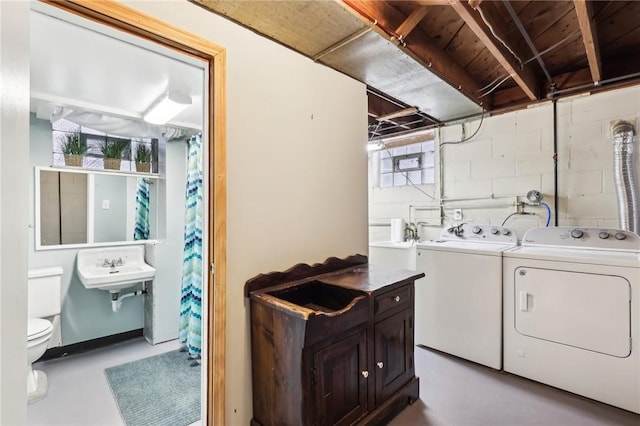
361 370 369 378
394 295 400 302
377 361 384 369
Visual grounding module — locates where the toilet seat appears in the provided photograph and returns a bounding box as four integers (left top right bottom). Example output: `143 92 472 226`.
28 318 53 341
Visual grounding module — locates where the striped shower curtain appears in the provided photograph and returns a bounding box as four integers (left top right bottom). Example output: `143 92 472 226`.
133 178 150 240
179 134 203 357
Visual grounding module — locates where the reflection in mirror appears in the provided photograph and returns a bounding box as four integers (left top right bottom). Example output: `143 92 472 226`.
36 167 158 249
39 170 88 245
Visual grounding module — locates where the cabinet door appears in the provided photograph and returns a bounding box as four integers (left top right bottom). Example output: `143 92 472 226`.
374 310 414 403
312 329 368 426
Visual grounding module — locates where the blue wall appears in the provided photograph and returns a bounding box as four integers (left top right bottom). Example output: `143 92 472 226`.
28 114 185 345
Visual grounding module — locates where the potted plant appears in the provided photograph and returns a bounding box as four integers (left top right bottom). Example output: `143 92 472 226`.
99 137 129 170
134 144 152 173
59 132 86 167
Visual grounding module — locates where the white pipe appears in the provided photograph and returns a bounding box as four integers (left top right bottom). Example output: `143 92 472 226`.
111 289 146 312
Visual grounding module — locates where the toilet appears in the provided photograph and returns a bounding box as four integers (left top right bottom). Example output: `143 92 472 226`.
27 266 62 404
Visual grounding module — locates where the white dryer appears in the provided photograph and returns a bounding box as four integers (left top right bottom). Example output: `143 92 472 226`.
415 223 518 369
503 227 640 414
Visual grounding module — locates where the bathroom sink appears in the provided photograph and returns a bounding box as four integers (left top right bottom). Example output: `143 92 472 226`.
76 246 155 292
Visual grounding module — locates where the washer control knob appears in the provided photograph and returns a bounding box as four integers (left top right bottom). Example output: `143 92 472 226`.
570 229 584 239
598 231 610 239
472 226 482 234
501 229 510 236
615 232 627 241
490 227 500 235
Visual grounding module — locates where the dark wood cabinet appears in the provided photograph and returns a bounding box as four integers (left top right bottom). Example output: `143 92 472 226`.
245 255 424 426
312 328 369 426
374 309 414 404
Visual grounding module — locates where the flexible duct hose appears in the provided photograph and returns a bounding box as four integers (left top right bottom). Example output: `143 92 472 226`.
612 121 639 234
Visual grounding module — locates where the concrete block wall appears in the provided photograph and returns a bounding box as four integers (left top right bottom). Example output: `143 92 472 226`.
369 85 640 242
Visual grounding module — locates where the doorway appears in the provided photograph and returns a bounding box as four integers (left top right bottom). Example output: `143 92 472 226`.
32 1 226 424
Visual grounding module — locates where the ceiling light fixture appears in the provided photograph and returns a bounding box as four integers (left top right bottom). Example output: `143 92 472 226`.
143 90 192 125
366 140 385 151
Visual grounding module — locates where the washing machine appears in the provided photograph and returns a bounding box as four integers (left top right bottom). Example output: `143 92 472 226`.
503 227 640 413
415 223 518 369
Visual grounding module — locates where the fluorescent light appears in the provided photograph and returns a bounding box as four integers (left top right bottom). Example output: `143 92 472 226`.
143 90 192 125
367 141 385 151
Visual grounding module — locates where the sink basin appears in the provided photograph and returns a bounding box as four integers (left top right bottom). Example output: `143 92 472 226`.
76 246 155 292
267 280 366 314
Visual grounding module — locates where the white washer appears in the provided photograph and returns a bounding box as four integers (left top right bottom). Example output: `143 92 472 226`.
415 223 518 369
503 227 640 414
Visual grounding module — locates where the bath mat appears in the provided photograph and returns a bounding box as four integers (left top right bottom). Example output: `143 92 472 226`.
105 349 200 426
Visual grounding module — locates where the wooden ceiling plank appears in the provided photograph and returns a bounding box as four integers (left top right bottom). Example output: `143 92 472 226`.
343 0 489 108
517 1 575 43
395 6 431 40
449 0 538 100
594 1 640 54
573 0 602 83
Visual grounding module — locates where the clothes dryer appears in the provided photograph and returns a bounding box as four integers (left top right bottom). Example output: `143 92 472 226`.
415 223 518 369
503 227 640 413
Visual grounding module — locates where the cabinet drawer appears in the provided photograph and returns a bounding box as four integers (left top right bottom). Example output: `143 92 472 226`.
375 285 411 317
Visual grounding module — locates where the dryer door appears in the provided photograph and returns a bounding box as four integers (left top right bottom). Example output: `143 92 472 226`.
514 267 631 357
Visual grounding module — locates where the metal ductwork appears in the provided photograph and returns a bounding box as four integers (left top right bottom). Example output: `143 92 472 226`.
612 121 639 234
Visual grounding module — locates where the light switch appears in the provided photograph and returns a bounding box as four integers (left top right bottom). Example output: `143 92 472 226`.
102 200 110 209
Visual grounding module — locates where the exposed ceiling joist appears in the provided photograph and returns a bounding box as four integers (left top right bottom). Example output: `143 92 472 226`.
376 107 419 122
412 0 450 5
343 0 488 108
193 0 640 140
394 6 430 40
449 0 539 101
573 0 602 83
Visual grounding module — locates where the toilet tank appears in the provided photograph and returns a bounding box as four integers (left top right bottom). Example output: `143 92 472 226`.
28 267 63 318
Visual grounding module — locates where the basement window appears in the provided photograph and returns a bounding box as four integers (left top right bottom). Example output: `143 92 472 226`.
376 141 435 188
51 118 154 172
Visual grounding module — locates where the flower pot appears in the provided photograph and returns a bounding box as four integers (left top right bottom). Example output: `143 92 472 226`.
64 154 83 168
136 162 151 173
104 158 121 170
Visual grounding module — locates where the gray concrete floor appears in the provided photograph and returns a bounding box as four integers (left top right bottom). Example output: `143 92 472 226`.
27 338 202 426
28 338 640 426
390 346 640 426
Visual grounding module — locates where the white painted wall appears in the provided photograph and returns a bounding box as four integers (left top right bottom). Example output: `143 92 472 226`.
122 1 369 424
370 86 640 242
0 1 29 423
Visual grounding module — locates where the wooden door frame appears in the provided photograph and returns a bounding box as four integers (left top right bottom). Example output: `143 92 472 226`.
39 1 227 424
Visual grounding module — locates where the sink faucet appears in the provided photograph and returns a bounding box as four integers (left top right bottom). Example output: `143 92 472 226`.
102 257 124 267
404 223 419 241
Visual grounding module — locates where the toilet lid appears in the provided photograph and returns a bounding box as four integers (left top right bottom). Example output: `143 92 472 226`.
28 318 53 340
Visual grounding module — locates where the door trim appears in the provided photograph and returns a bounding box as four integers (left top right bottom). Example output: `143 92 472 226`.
39 1 227 424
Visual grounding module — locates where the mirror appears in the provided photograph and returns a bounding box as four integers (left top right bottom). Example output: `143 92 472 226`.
35 166 159 249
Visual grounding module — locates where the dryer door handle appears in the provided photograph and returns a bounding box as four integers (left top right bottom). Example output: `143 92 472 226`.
519 291 529 311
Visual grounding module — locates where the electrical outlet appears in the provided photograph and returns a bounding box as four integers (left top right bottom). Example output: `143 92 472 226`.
453 209 463 220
